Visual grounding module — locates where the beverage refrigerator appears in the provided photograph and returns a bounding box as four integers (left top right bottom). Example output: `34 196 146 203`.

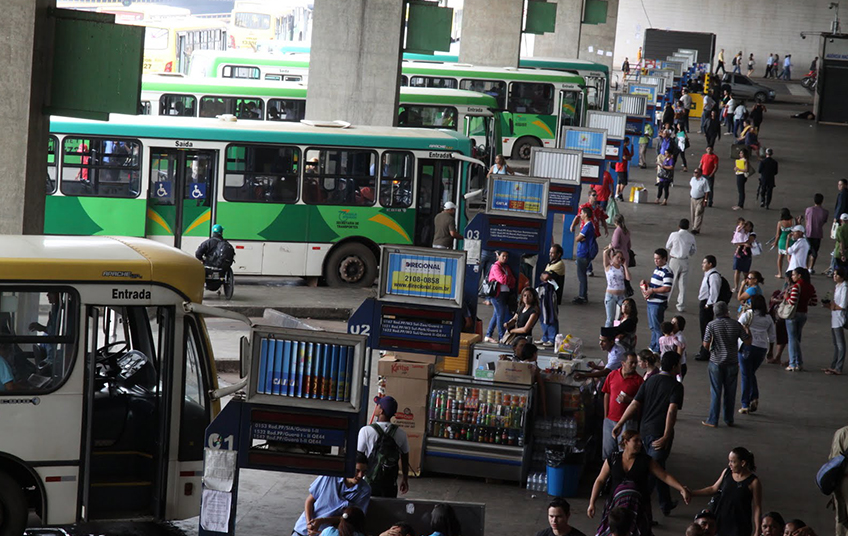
423 373 535 484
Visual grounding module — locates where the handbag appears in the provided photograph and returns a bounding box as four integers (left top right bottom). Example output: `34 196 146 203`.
777 294 797 320
499 331 518 346
832 221 839 240
658 167 672 181
628 249 636 267
751 240 763 256
481 279 498 297
624 279 635 298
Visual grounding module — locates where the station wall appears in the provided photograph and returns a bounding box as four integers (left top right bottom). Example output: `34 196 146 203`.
613 0 836 78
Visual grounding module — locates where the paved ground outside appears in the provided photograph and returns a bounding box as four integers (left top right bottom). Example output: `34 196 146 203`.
183 84 848 536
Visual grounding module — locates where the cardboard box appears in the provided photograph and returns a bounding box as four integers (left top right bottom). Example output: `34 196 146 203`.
382 351 438 365
460 333 483 345
406 430 425 476
391 404 426 433
493 361 535 385
378 356 434 380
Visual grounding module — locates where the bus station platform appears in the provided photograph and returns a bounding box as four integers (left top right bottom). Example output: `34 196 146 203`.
189 95 847 536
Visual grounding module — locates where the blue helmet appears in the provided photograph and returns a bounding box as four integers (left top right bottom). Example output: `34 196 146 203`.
212 224 224 236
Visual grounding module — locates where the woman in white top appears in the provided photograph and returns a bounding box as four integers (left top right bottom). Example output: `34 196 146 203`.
602 246 630 327
487 154 514 179
737 294 775 414
824 267 848 375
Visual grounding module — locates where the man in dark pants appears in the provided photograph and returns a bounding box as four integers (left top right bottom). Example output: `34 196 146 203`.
758 148 779 209
696 256 722 359
613 351 684 517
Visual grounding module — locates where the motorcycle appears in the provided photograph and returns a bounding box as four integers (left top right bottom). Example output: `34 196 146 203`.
801 69 817 89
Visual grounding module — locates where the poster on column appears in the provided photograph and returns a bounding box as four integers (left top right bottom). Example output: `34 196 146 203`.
486 175 549 219
378 246 466 308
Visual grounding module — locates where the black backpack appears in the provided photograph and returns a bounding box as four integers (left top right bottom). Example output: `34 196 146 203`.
207 239 235 269
365 424 401 493
710 272 733 304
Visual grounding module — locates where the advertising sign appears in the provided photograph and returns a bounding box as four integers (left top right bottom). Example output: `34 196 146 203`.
486 175 549 219
560 126 608 158
628 83 659 103
378 246 466 308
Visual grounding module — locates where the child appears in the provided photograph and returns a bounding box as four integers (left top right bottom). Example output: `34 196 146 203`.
535 271 559 347
518 343 547 416
672 315 688 379
658 322 679 356
637 349 659 380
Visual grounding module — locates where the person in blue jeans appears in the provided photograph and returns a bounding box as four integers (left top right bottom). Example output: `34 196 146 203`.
738 294 775 414
484 250 516 344
702 301 751 427
573 206 597 305
641 248 674 352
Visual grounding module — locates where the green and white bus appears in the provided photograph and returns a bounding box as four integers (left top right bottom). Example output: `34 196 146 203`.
185 51 588 159
45 115 479 287
138 74 502 165
402 53 611 112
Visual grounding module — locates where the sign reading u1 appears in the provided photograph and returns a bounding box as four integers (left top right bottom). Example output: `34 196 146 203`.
378 246 466 308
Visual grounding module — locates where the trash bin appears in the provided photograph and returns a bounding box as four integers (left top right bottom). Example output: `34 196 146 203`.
546 448 583 497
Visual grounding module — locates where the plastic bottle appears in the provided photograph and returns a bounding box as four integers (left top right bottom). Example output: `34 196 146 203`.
542 473 548 493
555 333 564 352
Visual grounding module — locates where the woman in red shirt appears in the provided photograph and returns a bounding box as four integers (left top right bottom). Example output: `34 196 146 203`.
484 250 516 343
785 267 818 371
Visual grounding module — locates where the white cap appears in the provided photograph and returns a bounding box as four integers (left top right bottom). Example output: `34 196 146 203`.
792 225 806 233
444 201 457 210
840 213 848 221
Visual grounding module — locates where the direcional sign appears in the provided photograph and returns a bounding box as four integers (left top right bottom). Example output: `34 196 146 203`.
379 246 466 308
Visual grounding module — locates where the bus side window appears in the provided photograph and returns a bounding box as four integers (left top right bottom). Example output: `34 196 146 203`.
47 136 58 194
0 290 77 394
460 79 506 109
302 148 376 206
379 151 413 208
199 96 228 118
223 144 299 203
61 137 141 198
267 99 305 122
507 82 553 115
179 316 209 461
160 94 197 117
235 98 263 120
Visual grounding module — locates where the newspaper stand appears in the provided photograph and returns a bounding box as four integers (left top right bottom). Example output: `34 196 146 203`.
198 327 369 536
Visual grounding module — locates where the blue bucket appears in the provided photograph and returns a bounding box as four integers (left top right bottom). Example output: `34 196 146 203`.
547 463 582 497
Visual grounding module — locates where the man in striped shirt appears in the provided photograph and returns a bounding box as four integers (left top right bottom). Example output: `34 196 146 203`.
702 301 751 427
641 248 674 353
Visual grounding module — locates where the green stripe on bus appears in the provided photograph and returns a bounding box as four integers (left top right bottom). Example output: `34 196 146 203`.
45 196 146 236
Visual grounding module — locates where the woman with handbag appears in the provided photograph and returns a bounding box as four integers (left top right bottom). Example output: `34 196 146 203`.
767 289 788 364
610 214 633 270
732 149 753 210
603 246 630 328
656 149 675 205
484 250 516 344
690 447 762 536
737 295 775 414
782 267 818 371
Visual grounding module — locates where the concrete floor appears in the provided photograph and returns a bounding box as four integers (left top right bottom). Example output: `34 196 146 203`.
182 85 848 536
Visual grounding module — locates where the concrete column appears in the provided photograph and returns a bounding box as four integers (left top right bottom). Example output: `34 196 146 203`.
0 0 52 235
458 0 523 67
531 0 620 73
305 0 403 127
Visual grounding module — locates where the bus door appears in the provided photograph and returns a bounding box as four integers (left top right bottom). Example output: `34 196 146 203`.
414 159 458 247
556 89 585 141
82 305 175 521
146 149 217 253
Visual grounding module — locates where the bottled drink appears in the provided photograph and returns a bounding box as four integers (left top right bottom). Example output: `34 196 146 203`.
542 473 548 493
555 333 564 352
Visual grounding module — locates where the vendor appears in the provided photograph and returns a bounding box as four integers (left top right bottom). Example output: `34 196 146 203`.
574 327 625 381
293 453 371 536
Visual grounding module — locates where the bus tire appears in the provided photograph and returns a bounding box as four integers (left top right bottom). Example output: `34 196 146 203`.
325 242 377 288
511 136 542 160
0 471 26 536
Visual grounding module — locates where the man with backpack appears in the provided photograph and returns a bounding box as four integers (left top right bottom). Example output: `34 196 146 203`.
195 224 235 271
827 425 848 535
357 396 410 498
697 256 732 348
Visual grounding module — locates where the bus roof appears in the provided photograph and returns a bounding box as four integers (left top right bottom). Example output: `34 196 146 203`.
190 50 311 69
49 114 473 153
0 236 204 302
518 57 610 74
400 60 585 85
142 74 498 109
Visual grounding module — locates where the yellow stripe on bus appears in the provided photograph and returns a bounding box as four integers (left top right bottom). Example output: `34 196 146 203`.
532 120 554 138
368 213 410 242
147 209 173 235
184 210 211 234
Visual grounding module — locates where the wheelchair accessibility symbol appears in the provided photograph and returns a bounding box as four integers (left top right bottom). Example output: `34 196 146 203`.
190 183 207 200
154 181 172 198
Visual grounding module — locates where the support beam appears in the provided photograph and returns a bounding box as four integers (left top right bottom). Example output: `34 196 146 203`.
459 0 523 67
0 0 52 235
533 0 620 73
306 0 404 126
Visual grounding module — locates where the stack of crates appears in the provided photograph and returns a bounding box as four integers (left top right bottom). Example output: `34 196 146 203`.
436 333 482 374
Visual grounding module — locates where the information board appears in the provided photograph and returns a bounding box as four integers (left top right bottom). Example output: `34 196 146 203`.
486 175 549 219
560 127 608 158
378 246 466 308
628 83 659 103
547 183 582 214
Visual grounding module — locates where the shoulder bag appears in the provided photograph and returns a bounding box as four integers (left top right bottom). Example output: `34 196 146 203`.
777 291 797 320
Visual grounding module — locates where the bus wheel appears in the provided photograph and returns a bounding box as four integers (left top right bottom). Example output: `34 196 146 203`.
325 243 377 288
511 136 541 160
0 471 26 536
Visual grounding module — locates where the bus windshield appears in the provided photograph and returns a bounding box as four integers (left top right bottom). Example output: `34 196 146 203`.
144 27 169 50
235 12 271 29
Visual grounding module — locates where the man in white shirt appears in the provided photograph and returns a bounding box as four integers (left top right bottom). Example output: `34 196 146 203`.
698 255 722 345
666 219 698 313
700 93 716 134
679 89 693 133
786 225 810 278
689 168 711 234
357 396 410 497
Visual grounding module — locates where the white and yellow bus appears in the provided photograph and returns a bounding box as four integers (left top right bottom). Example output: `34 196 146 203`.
228 0 312 50
136 18 228 74
0 235 253 530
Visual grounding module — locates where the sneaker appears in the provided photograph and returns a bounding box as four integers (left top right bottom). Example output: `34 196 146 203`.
785 366 795 371
484 336 498 344
750 399 758 412
542 341 554 347
738 407 749 414
534 339 545 345
572 297 587 305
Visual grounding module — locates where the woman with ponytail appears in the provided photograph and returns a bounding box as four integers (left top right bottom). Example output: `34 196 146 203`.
690 447 762 536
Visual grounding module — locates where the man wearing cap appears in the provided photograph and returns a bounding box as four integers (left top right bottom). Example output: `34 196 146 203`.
702 301 751 428
574 327 626 381
432 202 462 249
357 396 410 498
694 510 718 536
786 225 810 279
757 148 778 209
